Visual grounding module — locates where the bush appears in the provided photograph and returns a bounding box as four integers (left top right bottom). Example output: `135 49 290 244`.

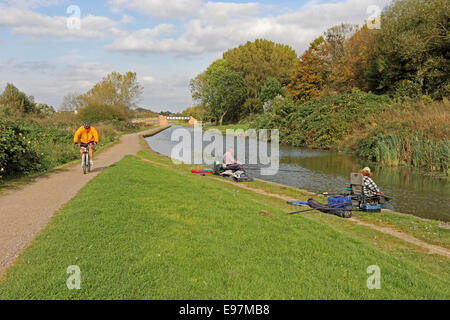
0 120 42 180
254 92 392 148
77 103 129 123
393 80 421 103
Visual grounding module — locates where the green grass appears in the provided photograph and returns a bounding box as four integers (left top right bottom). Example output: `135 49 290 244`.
205 122 251 134
0 155 448 300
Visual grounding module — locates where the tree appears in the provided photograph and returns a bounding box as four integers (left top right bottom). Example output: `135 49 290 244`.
259 77 284 106
321 23 359 93
223 39 299 116
191 59 247 125
84 72 143 110
77 71 143 122
35 104 55 117
0 83 36 114
340 25 378 92
368 0 450 98
182 105 207 121
286 37 328 102
60 92 84 112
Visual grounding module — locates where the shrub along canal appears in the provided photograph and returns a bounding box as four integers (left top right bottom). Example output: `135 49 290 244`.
146 126 449 222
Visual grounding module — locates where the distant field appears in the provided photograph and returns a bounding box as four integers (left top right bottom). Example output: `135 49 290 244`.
0 155 448 299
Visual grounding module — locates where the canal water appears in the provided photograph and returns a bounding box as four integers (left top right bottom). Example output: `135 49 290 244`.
146 126 450 222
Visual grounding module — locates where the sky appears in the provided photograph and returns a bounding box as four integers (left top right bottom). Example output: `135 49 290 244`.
0 0 390 112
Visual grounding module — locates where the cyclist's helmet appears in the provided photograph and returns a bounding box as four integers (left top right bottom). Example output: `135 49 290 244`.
84 122 91 129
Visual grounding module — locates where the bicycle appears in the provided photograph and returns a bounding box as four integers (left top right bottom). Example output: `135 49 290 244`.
77 142 95 174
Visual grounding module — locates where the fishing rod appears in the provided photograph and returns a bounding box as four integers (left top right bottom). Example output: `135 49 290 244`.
244 167 303 173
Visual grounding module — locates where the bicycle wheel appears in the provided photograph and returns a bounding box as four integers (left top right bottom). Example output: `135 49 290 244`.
83 153 88 174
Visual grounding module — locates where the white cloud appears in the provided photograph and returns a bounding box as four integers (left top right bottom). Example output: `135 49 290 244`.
108 0 204 18
0 3 124 39
120 14 135 24
106 0 390 55
2 0 67 9
141 75 158 84
59 61 115 90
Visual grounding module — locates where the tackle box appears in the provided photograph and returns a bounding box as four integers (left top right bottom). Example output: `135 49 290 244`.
361 203 382 213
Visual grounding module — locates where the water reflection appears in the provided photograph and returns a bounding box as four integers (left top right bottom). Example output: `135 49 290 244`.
146 126 450 222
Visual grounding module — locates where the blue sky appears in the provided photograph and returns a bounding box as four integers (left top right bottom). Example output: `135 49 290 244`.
0 0 389 112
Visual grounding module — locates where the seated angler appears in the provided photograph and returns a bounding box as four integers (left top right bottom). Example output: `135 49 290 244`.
360 167 382 197
223 147 244 172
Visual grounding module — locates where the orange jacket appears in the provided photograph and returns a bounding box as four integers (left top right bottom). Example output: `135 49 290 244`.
73 126 99 144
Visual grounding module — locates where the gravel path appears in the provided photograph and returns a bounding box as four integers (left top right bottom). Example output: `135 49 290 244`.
0 128 160 275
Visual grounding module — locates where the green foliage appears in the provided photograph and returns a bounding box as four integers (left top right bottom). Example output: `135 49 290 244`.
74 71 143 122
368 0 450 99
0 120 42 180
259 77 284 107
77 102 128 122
0 83 57 119
181 105 207 121
0 83 36 114
222 39 299 116
35 104 55 117
393 80 421 103
255 92 392 149
190 59 247 125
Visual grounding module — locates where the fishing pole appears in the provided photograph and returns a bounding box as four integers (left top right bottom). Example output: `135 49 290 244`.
288 201 353 215
244 167 303 173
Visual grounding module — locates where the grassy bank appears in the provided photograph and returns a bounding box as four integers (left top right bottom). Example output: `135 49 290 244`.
1 147 448 299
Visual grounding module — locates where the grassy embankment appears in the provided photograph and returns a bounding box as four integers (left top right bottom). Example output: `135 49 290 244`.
0 134 448 299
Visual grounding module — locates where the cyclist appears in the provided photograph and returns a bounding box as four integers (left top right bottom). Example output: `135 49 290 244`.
73 122 99 168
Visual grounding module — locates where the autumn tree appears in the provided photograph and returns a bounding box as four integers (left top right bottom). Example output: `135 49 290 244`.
321 23 359 93
286 37 328 103
341 25 378 92
77 72 143 122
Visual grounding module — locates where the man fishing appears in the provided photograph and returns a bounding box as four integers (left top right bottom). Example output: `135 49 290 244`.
223 147 244 171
